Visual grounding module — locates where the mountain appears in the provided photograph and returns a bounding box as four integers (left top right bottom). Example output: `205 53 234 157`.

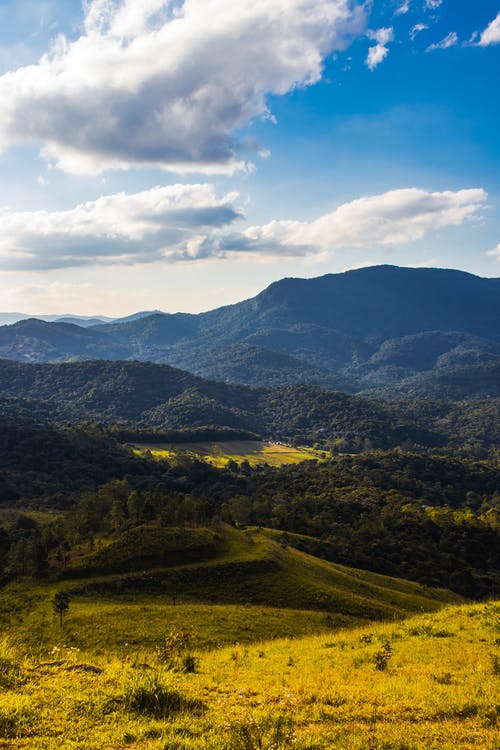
0 311 161 328
0 266 498 397
111 310 165 324
0 359 497 452
0 313 113 327
53 316 110 327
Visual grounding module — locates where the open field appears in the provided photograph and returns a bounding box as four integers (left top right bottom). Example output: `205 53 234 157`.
132 440 325 467
0 600 498 749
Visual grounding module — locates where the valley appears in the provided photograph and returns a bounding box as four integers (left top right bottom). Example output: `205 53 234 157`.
0 264 498 750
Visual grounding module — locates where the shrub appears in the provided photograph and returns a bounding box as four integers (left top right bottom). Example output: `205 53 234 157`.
225 715 295 750
123 674 203 719
182 654 197 673
491 654 500 675
0 656 22 689
156 629 192 667
374 642 392 671
0 705 34 739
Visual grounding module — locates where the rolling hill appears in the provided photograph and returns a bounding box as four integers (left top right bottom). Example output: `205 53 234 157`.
0 359 498 451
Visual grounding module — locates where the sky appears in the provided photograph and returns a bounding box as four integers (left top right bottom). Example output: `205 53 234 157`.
0 0 499 316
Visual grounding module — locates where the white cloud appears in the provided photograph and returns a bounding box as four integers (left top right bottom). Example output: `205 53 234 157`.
425 0 442 8
410 23 428 40
0 184 243 270
487 243 500 260
366 27 394 70
427 31 458 51
479 12 500 46
0 0 366 175
209 187 488 260
395 1 410 15
0 185 486 270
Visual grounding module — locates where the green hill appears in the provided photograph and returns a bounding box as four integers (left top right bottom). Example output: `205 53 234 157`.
61 526 461 619
0 525 461 653
0 577 496 749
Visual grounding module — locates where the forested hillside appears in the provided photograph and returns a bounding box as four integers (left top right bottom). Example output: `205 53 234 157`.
0 359 498 453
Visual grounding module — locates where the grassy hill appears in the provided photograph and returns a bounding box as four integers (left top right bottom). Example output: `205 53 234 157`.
0 526 460 644
0 590 497 748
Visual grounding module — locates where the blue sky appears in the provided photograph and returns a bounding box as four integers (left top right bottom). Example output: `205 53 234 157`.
0 0 499 315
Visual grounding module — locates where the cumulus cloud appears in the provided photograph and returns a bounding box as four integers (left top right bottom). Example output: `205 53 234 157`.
0 184 243 270
0 0 366 175
366 27 394 70
425 0 442 8
479 12 500 46
487 243 500 260
0 186 486 269
427 31 458 51
217 188 487 259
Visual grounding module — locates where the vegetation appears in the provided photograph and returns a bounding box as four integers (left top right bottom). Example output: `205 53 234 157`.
52 591 70 627
0 599 498 748
0 440 498 597
133 440 324 467
0 265 498 746
0 360 498 455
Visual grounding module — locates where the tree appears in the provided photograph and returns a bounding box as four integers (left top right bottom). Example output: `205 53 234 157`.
53 591 70 627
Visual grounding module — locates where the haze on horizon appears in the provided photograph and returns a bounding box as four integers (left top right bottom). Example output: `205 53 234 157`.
0 0 499 316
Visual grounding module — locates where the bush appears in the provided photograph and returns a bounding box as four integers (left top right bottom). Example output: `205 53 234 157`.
374 642 392 671
123 674 203 719
0 656 22 689
225 715 295 750
182 654 197 673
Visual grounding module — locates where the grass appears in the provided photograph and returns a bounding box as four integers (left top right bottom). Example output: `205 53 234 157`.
0 600 498 748
132 440 325 467
37 526 460 620
0 526 461 655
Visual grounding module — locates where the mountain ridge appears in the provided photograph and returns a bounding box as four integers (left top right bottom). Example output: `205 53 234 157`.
1 265 499 398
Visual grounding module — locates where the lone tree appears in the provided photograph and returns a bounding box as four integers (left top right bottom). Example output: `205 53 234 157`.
53 591 70 627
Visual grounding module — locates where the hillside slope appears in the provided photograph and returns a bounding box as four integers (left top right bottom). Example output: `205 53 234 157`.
0 359 498 451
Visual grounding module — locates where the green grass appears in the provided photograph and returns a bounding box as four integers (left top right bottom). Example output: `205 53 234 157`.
132 440 325 467
64 526 226 577
0 601 498 749
53 526 460 620
0 527 461 660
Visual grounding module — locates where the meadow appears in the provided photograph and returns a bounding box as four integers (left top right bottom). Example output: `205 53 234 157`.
132 440 324 467
0 600 498 749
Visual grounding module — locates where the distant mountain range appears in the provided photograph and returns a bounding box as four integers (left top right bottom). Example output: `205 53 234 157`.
1 265 499 399
0 310 162 327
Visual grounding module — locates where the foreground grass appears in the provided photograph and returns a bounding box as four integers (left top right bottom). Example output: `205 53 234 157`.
0 601 498 749
132 440 324 467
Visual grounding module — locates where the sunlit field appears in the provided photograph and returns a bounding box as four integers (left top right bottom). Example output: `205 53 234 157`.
0 600 498 749
132 440 325 467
